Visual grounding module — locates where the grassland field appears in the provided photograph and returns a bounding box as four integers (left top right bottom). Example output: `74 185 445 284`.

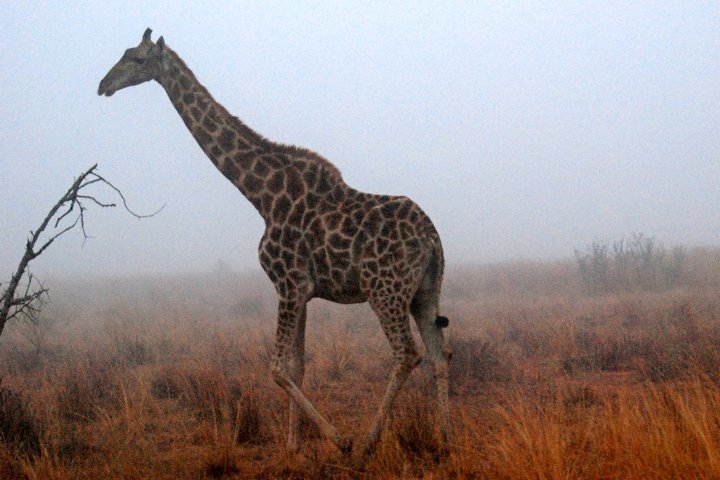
1 247 720 479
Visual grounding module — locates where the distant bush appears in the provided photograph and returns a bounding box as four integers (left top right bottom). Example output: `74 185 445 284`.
575 233 686 293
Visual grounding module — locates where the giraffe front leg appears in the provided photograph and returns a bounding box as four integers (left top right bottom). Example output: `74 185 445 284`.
271 298 351 453
286 306 306 452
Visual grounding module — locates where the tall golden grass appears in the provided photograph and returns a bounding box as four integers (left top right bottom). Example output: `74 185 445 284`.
0 248 718 478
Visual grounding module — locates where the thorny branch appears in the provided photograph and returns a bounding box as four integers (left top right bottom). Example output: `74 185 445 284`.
0 164 162 336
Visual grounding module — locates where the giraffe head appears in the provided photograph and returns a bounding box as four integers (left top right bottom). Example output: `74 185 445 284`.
98 28 165 97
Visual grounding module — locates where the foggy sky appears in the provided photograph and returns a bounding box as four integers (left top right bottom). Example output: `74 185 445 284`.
2 2 719 277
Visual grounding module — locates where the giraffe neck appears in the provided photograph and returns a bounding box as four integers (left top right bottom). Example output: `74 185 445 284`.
155 47 346 223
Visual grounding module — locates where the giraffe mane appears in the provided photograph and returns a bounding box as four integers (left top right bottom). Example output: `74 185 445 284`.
166 47 345 182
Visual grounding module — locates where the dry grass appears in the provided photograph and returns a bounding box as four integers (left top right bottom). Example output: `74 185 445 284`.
0 254 719 478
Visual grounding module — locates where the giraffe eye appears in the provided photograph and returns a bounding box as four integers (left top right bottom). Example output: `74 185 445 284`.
133 57 146 65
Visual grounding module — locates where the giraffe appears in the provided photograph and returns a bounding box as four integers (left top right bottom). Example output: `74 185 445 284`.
98 28 451 457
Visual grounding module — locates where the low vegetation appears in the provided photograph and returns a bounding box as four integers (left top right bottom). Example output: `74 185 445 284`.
0 245 719 478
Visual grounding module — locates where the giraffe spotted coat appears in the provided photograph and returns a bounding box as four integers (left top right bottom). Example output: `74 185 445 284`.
99 28 451 458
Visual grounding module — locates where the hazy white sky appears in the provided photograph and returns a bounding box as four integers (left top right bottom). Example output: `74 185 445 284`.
1 2 719 277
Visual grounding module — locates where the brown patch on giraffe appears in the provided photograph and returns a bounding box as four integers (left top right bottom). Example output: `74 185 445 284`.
237 137 251 150
397 202 411 219
325 212 342 230
259 250 271 267
261 193 274 212
207 108 220 122
281 228 302 245
351 209 365 225
297 240 309 257
247 195 263 211
312 250 330 276
219 128 236 152
267 171 285 194
315 170 334 194
306 193 320 210
180 113 193 128
263 155 285 169
327 247 351 268
329 234 351 250
170 83 181 102
196 96 209 111
288 200 306 226
399 221 415 238
332 185 346 202
303 166 318 190
301 211 316 229
341 217 356 237
381 202 400 217
281 250 296 269
308 218 325 244
376 238 390 255
243 174 263 194
271 261 286 278
234 152 254 170
286 168 304 200
265 242 281 258
191 107 203 122
272 196 292 223
351 231 366 258
222 160 239 180
364 210 383 237
254 160 270 177
182 92 196 105
179 74 191 90
203 116 218 132
194 128 213 146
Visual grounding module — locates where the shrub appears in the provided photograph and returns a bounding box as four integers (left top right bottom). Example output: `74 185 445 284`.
0 380 41 456
575 233 687 293
450 337 512 394
55 355 120 422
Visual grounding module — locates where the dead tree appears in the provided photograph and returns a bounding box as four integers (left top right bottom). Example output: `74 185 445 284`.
0 164 160 337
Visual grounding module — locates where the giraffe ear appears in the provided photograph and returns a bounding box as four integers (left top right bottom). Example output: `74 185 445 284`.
157 36 165 52
142 28 153 43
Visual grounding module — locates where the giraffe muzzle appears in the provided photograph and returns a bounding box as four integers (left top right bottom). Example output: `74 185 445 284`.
97 78 115 97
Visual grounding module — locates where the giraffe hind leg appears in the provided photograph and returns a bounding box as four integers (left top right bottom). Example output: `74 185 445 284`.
410 251 451 447
358 247 431 458
360 291 421 459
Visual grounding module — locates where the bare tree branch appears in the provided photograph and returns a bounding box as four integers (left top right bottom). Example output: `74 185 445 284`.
0 164 159 336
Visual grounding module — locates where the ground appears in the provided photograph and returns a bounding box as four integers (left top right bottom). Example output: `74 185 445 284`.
1 251 720 479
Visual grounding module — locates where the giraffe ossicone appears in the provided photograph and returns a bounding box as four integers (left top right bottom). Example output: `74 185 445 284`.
99 28 452 457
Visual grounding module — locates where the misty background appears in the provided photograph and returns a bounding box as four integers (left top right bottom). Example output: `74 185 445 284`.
1 2 719 279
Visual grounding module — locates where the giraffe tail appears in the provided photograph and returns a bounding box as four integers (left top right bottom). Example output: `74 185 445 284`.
435 315 449 328
411 232 448 328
